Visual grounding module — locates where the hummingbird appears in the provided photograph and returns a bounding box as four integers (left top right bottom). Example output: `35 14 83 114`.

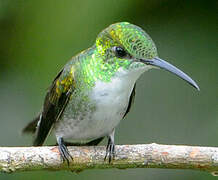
23 22 199 164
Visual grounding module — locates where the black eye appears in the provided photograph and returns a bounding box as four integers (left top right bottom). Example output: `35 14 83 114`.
114 46 127 58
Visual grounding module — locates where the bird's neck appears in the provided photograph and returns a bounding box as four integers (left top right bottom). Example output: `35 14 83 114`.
76 46 131 88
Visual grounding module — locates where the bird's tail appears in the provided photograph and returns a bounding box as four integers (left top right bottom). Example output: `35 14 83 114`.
22 115 40 134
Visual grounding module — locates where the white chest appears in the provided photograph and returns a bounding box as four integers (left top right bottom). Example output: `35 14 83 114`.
90 75 134 128
89 68 146 136
55 68 147 141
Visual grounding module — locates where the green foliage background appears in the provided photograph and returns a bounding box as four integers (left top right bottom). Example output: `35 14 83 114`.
0 0 217 179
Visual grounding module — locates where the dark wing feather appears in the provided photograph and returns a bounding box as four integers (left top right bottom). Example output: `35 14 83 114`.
123 83 136 118
33 69 74 146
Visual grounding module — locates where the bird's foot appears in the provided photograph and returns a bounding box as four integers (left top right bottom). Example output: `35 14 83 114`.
104 138 115 163
57 137 73 166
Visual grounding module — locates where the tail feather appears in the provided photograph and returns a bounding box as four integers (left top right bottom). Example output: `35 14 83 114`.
22 115 40 134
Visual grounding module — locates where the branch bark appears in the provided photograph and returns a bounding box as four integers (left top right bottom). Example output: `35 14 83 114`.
0 143 218 175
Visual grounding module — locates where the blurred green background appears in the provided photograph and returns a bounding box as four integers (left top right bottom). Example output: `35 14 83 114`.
0 0 217 179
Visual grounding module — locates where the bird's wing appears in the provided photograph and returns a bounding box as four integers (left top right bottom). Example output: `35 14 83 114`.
33 67 75 146
123 83 136 118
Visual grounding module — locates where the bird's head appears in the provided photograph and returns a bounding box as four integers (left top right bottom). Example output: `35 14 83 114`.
95 22 199 90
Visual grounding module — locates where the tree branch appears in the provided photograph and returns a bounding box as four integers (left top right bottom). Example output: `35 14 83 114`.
0 143 218 175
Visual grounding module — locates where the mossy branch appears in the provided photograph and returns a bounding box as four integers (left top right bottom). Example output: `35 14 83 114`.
0 143 218 175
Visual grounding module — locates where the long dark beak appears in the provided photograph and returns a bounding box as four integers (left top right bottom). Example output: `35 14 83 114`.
140 57 200 90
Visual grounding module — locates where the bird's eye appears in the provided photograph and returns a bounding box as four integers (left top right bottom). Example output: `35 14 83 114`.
113 46 127 58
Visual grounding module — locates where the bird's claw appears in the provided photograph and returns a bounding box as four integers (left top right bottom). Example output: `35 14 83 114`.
58 137 73 166
104 140 115 163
